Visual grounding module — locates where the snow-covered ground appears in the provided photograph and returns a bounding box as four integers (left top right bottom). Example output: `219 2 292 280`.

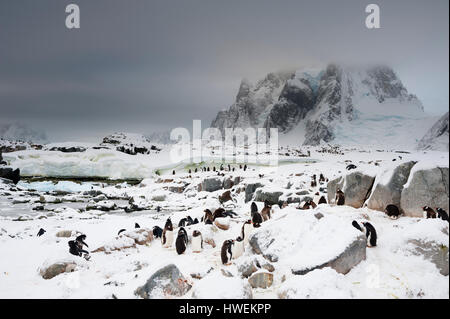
0 143 448 299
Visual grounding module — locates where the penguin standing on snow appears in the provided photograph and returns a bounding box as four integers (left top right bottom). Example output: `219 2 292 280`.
153 226 163 238
135 223 140 229
352 220 377 247
436 208 449 222
202 209 214 225
241 220 254 245
221 239 234 265
335 189 345 206
261 200 272 221
251 202 263 227
191 230 203 253
175 227 188 255
422 206 437 219
318 196 327 205
37 228 46 237
232 236 244 259
384 204 401 219
162 218 174 248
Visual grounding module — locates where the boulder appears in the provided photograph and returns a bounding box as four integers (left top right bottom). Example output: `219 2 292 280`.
135 264 192 298
40 261 77 280
254 189 283 205
201 178 223 192
219 190 232 203
245 182 264 203
0 167 20 184
93 228 153 253
400 166 449 217
56 230 76 238
408 239 449 276
248 272 273 289
214 217 230 230
366 161 417 213
327 172 375 208
222 178 234 189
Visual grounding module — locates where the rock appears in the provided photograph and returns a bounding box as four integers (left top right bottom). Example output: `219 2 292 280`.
400 166 449 217
408 239 449 276
151 194 166 202
314 212 324 220
56 230 75 238
0 167 20 184
40 261 77 280
245 182 264 203
254 189 283 205
135 264 191 298
236 258 259 278
366 161 417 213
124 228 154 245
248 272 274 289
93 228 153 253
222 178 234 189
86 200 117 212
327 172 375 208
201 178 223 192
291 234 367 275
214 217 230 230
168 185 186 193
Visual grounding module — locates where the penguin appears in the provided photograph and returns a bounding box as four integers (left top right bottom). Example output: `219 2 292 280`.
261 200 272 221
243 164 247 171
191 230 203 253
311 175 317 188
241 220 254 245
203 209 214 224
335 189 345 206
162 218 174 248
250 202 263 227
318 196 327 205
178 218 187 227
68 234 90 259
220 164 224 171
213 166 216 172
188 169 192 174
135 223 140 229
37 228 46 237
384 204 401 219
259 174 264 179
221 240 234 265
207 167 210 172
118 229 127 235
192 218 199 224
228 164 231 171
352 220 377 247
195 168 198 173
436 208 449 222
172 170 176 175
213 208 226 220
232 236 244 259
239 164 242 169
186 215 194 226
352 220 364 232
422 206 437 219
175 227 188 255
346 164 357 170
319 174 326 183
152 226 163 238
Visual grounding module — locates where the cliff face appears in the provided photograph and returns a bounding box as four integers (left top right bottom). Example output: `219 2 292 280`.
211 64 425 147
417 112 449 151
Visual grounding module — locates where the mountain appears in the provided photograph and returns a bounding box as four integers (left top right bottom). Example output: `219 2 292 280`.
0 122 48 144
417 112 449 151
211 64 427 148
146 131 176 145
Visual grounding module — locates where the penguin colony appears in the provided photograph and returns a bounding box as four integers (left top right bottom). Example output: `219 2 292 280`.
36 169 447 266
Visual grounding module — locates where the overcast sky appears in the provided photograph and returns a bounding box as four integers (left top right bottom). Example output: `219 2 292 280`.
0 0 448 142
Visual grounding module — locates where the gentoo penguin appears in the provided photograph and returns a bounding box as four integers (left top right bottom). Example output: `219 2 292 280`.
384 204 401 219
261 200 272 221
213 208 226 220
178 218 187 227
241 220 254 245
251 202 263 227
203 209 214 224
68 234 90 259
213 166 216 172
118 229 127 235
318 196 327 205
152 226 163 238
436 208 449 222
192 218 199 224
175 227 188 255
191 230 203 253
352 221 377 247
422 206 437 219
335 189 345 206
186 215 194 226
319 174 325 183
311 175 317 187
232 236 244 259
37 228 46 237
162 218 174 248
221 240 234 265
135 223 140 229
228 164 231 171
220 164 224 171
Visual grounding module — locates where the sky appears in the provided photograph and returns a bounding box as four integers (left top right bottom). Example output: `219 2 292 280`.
0 0 448 142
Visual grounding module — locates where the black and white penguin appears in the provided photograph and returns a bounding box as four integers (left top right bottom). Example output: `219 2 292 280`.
188 169 192 174
422 206 437 219
232 236 244 259
261 200 272 221
203 209 214 224
192 230 203 253
162 218 174 248
172 170 176 175
221 239 234 265
37 228 46 237
152 226 163 238
243 164 247 171
213 208 226 220
319 173 326 183
318 196 327 205
118 229 127 235
311 175 317 188
251 202 263 227
241 220 254 245
175 227 188 255
384 204 401 219
346 164 357 170
436 208 449 222
68 234 90 259
335 189 345 206
192 218 199 224
352 220 377 247
178 218 187 227
195 168 198 173
186 215 194 226
135 223 140 229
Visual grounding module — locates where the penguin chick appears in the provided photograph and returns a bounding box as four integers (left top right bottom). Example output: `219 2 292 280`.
422 206 436 219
